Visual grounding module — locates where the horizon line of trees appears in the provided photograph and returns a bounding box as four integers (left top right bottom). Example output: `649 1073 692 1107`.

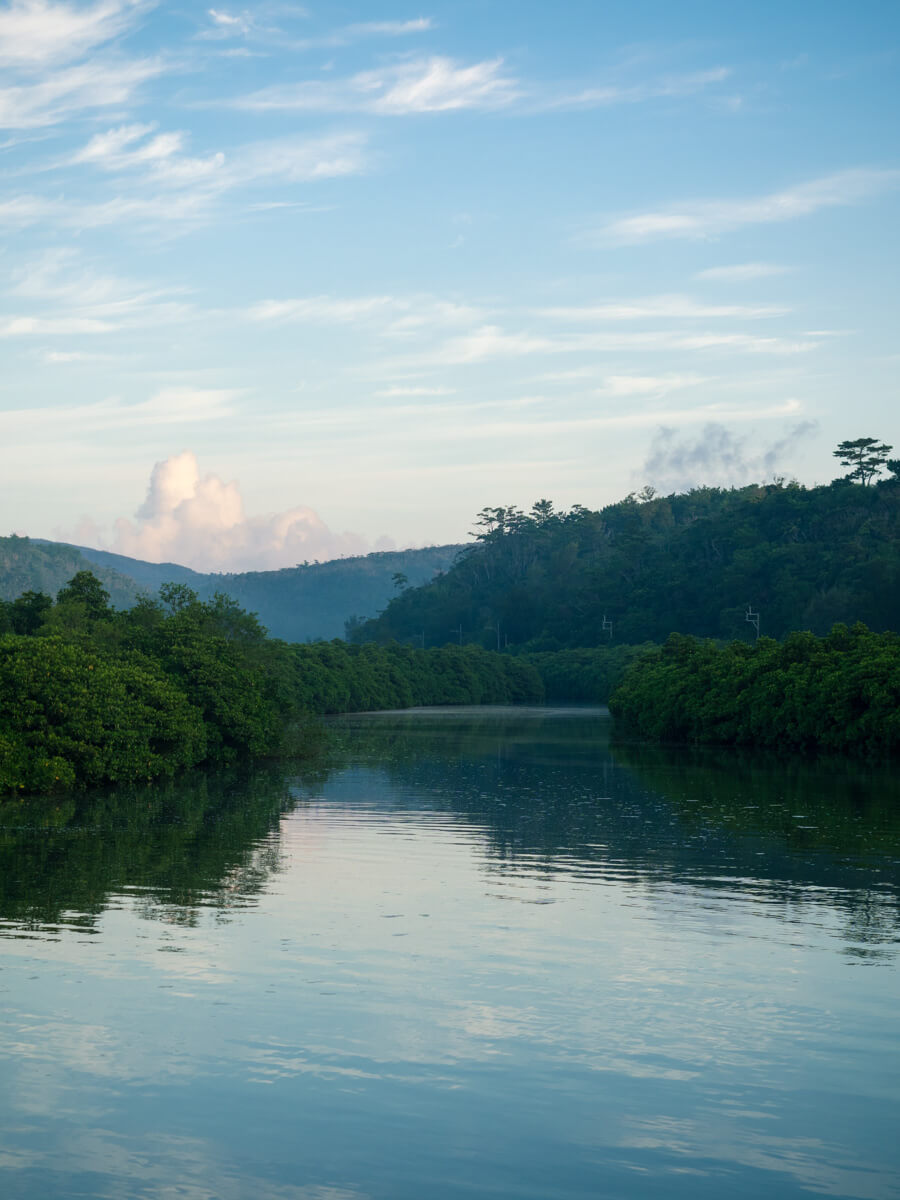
351 454 900 652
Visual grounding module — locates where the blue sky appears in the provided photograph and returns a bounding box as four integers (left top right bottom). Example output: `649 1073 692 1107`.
1 0 898 569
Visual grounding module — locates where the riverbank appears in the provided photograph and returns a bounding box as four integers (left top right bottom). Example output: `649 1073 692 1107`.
0 577 542 794
609 623 900 754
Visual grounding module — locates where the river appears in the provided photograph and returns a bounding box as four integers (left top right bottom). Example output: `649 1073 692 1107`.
1 706 898 1199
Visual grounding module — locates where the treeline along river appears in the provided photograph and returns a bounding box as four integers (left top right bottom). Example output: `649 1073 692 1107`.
1 707 897 1199
0 573 542 793
2 571 898 799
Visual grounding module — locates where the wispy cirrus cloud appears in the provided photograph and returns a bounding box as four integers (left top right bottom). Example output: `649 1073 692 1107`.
0 313 116 335
234 55 520 115
695 262 792 282
44 348 115 363
595 373 708 397
68 124 367 191
293 17 436 50
375 384 455 397
0 193 58 227
202 9 432 52
0 0 163 131
1 131 368 231
538 295 787 320
345 19 433 37
0 0 147 67
230 55 736 118
241 289 815 369
405 325 818 366
391 399 806 443
548 66 731 110
3 248 194 336
247 293 486 333
72 122 187 169
202 11 729 123
0 388 236 435
224 132 367 185
0 56 164 129
200 4 310 43
249 295 398 323
595 168 900 244
205 8 255 37
80 125 364 187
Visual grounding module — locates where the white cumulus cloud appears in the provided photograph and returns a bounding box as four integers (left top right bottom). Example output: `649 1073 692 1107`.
106 451 383 571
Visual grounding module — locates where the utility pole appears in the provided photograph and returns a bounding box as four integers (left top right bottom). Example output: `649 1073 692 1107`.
450 624 463 645
602 613 613 641
745 603 760 641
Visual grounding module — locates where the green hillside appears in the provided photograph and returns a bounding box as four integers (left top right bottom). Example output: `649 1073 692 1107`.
353 477 900 649
192 546 463 641
7 539 462 642
0 536 141 609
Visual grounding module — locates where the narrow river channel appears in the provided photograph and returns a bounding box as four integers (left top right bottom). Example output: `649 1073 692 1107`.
1 706 898 1199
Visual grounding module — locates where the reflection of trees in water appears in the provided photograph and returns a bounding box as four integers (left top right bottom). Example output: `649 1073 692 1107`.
841 892 900 958
334 712 900 955
610 742 900 954
2 711 897 956
330 708 615 766
0 765 328 930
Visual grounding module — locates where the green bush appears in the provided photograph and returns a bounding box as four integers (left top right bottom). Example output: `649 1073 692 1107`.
609 624 900 754
522 644 655 703
0 635 206 792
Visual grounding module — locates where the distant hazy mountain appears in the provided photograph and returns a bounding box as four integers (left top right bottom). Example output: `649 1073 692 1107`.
7 538 463 642
179 547 463 641
61 545 203 591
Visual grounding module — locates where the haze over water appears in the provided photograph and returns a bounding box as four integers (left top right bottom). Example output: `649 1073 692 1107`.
1 707 898 1199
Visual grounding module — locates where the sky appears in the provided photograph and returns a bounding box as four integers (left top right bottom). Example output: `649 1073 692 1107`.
1 0 898 570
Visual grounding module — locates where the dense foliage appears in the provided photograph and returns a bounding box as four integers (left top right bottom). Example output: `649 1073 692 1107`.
521 645 654 703
353 476 900 649
0 635 206 792
0 574 542 794
609 624 900 754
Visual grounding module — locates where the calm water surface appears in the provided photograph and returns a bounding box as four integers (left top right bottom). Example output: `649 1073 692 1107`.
1 706 898 1200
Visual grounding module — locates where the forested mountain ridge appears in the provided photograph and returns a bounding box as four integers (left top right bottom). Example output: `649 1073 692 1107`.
352 477 900 649
0 536 141 609
51 544 203 589
4 539 462 642
190 546 463 641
